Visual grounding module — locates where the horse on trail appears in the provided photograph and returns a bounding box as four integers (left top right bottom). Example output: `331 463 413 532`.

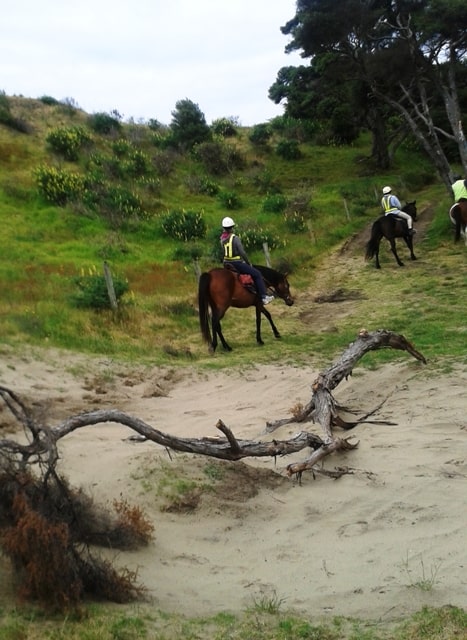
449 199 467 245
198 264 294 353
365 201 417 269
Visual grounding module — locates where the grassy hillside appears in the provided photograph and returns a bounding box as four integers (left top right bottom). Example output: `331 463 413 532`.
0 95 464 368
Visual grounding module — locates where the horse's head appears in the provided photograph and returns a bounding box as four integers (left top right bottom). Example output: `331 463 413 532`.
274 273 294 306
403 200 417 221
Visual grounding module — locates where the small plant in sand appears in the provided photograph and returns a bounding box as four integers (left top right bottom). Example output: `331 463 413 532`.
250 588 285 614
401 552 442 592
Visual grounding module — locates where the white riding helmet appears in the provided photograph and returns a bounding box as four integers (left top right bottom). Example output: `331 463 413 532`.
382 186 392 194
222 216 235 228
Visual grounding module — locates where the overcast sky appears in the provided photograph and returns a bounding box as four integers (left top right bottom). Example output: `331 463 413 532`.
1 0 303 126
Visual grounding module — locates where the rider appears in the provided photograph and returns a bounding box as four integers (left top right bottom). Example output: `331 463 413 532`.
381 186 416 235
220 217 274 305
451 175 467 202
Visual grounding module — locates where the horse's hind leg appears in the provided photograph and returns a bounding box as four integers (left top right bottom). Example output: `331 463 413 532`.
212 312 232 352
389 239 404 266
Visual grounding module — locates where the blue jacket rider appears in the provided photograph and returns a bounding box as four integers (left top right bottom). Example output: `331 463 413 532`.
381 186 416 235
220 217 274 305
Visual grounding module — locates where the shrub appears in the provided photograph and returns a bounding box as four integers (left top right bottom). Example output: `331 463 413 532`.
211 117 238 137
71 267 129 310
217 189 242 210
276 139 302 160
0 91 32 133
88 111 122 135
185 175 219 196
93 185 147 221
161 209 206 241
46 126 92 161
35 165 85 205
39 95 59 106
262 193 288 214
249 123 272 147
193 140 229 175
236 224 282 252
284 211 308 233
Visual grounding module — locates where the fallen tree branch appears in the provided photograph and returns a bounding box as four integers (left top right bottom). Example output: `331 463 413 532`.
266 328 426 434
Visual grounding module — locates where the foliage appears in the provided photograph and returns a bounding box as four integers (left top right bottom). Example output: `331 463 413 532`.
185 174 220 196
217 189 243 210
70 267 129 310
169 98 211 150
262 193 288 213
284 210 308 233
238 224 282 252
211 116 238 137
249 122 273 147
0 465 148 612
0 91 31 133
193 139 246 175
35 165 85 205
88 111 122 135
46 125 93 161
275 139 302 160
39 95 60 106
161 209 207 241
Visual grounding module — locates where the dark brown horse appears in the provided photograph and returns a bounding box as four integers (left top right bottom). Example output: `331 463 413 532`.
198 265 294 353
365 201 417 269
449 199 467 245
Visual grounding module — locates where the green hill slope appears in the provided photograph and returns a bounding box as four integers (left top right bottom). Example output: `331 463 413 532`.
0 96 463 366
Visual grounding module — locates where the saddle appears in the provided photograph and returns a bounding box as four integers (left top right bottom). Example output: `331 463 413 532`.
223 264 256 291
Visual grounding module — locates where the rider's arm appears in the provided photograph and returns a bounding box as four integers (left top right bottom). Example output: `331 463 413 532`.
233 236 250 264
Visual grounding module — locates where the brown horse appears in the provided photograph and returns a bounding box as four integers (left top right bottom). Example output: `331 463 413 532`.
198 264 294 353
365 201 417 269
449 199 467 245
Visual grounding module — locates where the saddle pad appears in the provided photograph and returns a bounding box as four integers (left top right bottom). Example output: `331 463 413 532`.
239 274 254 286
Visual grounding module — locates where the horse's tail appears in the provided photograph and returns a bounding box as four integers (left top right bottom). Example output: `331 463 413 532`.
198 272 213 345
365 221 380 261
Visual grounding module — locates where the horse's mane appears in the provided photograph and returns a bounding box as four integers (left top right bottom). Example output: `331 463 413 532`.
253 264 284 284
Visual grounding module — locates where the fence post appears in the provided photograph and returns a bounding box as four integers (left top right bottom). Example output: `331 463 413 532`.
262 242 272 267
103 261 118 311
193 259 202 282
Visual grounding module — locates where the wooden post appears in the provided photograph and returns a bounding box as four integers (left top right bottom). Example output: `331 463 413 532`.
193 260 202 281
103 262 118 311
343 198 351 221
262 242 272 267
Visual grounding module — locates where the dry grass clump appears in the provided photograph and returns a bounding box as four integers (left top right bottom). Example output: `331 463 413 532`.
0 465 153 611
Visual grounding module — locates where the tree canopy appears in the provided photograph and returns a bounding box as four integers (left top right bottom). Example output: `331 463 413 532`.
271 0 467 190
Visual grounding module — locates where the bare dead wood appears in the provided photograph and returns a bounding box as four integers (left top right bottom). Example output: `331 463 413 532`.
266 328 426 434
0 329 426 484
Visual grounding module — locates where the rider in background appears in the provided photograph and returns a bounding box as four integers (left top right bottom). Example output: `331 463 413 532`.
381 186 416 235
220 216 274 306
451 176 467 202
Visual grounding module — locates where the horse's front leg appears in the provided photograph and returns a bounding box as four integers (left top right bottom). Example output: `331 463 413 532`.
389 239 404 266
255 305 264 345
404 236 417 261
260 305 281 339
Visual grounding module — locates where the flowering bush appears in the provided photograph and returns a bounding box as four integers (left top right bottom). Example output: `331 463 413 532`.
35 165 85 205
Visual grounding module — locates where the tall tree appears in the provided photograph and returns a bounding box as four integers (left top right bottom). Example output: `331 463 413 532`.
277 0 467 191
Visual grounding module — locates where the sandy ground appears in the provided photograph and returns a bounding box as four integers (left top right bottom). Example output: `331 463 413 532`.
0 345 466 623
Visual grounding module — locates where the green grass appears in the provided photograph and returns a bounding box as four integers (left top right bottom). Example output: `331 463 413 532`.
0 603 465 639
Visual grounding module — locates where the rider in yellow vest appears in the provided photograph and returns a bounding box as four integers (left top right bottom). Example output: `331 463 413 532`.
381 186 416 235
220 217 274 305
451 176 467 202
